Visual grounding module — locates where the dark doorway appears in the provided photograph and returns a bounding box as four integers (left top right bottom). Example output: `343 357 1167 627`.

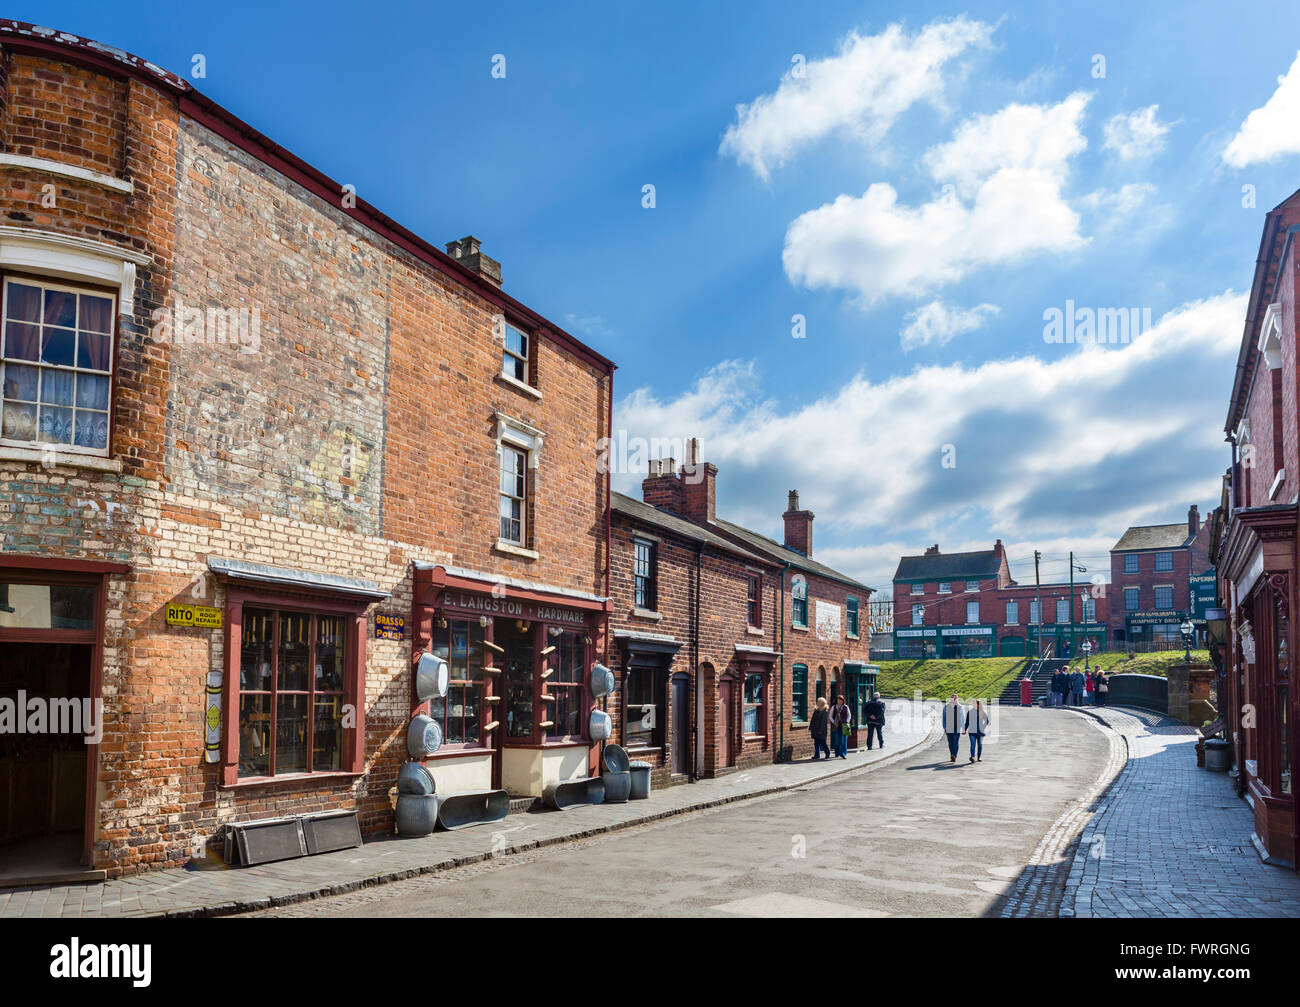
718 677 735 768
1 642 92 880
670 673 690 776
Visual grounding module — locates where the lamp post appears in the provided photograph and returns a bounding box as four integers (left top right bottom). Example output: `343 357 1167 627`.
1081 637 1093 674
1180 618 1194 663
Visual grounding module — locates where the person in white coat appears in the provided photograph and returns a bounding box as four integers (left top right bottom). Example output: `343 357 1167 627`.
941 694 965 764
965 698 990 763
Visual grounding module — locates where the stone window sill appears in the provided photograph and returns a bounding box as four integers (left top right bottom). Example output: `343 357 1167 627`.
495 372 542 400
746 625 764 636
0 445 122 473
0 153 133 194
791 623 809 633
631 608 662 621
219 770 363 790
494 539 540 560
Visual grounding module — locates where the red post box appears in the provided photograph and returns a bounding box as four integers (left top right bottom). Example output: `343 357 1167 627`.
1020 678 1033 707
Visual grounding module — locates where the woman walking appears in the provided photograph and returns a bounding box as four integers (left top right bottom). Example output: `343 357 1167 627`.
809 696 831 760
829 694 852 759
965 698 990 762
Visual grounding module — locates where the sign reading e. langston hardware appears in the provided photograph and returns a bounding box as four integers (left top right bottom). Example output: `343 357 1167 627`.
439 591 587 625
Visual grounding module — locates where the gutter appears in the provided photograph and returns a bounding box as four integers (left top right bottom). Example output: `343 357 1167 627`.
780 562 789 759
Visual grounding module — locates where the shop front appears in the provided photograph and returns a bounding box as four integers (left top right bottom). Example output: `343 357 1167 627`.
843 662 878 749
940 626 995 659
1028 622 1108 658
894 627 937 660
0 557 128 884
411 564 610 799
613 631 684 781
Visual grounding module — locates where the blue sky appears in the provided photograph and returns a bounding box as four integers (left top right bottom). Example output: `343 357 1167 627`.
24 1 1300 590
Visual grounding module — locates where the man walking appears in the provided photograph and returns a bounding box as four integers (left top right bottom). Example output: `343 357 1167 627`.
1070 666 1085 707
941 693 965 764
965 698 990 763
829 694 852 759
864 692 886 750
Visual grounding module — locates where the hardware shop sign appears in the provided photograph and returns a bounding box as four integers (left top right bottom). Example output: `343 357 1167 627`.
439 591 587 626
165 603 223 629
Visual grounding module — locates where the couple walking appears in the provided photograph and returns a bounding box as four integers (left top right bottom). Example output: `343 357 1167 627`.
940 694 990 764
809 693 886 759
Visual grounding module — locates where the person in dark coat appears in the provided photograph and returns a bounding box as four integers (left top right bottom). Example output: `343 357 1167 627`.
1094 670 1109 706
809 696 831 760
863 693 886 750
1050 669 1065 707
829 694 852 759
1070 667 1085 706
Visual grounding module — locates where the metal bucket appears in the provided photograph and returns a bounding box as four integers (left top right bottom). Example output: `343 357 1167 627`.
542 777 606 810
407 714 444 758
589 709 612 741
602 771 631 803
602 743 630 773
628 762 652 800
1204 739 1232 772
395 793 441 837
397 760 436 795
415 652 450 701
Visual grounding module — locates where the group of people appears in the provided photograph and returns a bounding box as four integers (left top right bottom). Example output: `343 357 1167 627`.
1050 666 1109 707
941 694 990 764
807 693 887 760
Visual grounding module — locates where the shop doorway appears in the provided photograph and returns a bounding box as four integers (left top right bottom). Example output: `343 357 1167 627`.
0 642 92 880
670 673 690 776
718 677 735 768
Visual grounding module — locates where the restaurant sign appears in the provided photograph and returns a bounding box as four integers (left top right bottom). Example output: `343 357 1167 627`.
439 591 588 626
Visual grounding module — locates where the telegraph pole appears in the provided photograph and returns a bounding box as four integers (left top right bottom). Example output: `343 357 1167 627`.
1035 550 1043 658
1069 550 1076 660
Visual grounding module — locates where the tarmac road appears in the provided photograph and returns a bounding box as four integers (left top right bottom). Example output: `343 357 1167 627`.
241 706 1109 918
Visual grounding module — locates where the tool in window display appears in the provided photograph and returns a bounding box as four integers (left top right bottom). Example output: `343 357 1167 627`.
483 720 500 733
483 639 505 654
539 645 556 657
483 665 502 675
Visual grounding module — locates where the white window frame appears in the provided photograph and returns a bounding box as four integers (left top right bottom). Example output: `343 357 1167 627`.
1056 598 1070 624
493 413 544 557
1082 596 1096 622
965 580 979 592
966 601 979 625
2 274 117 458
1005 601 1019 625
938 582 951 594
911 604 924 627
1029 601 1041 625
910 583 923 595
501 320 530 385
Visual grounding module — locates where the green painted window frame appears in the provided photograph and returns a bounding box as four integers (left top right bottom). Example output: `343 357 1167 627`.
791 663 808 723
846 595 859 638
792 579 808 628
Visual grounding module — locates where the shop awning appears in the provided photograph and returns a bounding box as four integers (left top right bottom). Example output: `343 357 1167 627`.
413 561 611 611
207 557 390 601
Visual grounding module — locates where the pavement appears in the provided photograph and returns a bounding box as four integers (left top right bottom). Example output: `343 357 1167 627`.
0 700 937 919
239 705 1110 917
1059 705 1300 918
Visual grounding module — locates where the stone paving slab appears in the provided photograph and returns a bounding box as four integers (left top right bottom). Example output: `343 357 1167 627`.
0 701 938 919
1062 707 1300 918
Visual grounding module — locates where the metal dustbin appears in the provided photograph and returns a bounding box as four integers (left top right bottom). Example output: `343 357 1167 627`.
628 761 652 800
1204 738 1232 772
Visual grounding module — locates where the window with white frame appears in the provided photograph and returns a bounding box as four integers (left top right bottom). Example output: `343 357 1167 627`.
911 583 923 594
938 582 951 594
2 277 115 454
502 321 530 384
965 580 979 592
911 604 924 626
1082 596 1096 622
1005 601 1019 625
1029 600 1041 624
1154 585 1174 611
1154 552 1173 572
966 601 979 624
499 443 528 545
1056 598 1070 624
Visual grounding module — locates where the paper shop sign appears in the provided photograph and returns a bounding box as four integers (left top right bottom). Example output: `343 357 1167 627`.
376 612 407 640
166 603 223 629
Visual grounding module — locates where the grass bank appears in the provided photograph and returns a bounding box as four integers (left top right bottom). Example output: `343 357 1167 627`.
875 657 1030 702
1082 649 1211 678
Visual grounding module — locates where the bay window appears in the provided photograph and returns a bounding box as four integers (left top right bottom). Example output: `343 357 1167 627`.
547 631 586 741
431 618 485 746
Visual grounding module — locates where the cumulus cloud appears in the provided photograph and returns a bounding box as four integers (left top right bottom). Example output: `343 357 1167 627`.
614 291 1244 587
1222 50 1300 168
719 16 995 180
783 93 1092 304
1102 105 1172 161
900 300 1000 351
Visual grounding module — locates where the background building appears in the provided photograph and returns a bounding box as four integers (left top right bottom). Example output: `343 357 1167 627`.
1109 506 1212 650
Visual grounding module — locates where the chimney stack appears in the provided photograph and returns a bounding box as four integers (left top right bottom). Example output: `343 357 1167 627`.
783 489 814 556
642 455 683 514
925 544 941 556
1188 504 1200 538
680 437 716 524
445 235 502 286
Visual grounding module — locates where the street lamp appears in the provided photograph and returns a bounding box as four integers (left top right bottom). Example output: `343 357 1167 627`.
1081 637 1093 673
1180 618 1194 663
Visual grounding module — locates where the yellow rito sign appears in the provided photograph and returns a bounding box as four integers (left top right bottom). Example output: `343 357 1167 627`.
166 603 223 629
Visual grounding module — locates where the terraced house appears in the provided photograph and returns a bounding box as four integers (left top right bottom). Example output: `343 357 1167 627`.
0 23 615 881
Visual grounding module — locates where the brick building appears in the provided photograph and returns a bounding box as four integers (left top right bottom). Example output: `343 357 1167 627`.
1108 506 1212 650
892 541 1109 659
1214 186 1300 868
609 445 873 768
0 24 615 880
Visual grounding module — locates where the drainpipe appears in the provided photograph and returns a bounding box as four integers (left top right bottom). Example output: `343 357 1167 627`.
780 562 790 760
692 540 703 782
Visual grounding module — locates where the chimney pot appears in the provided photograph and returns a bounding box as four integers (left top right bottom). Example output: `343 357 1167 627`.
444 234 501 286
782 490 814 556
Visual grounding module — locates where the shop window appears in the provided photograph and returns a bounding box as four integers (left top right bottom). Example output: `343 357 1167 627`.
791 664 808 722
1154 586 1173 611
747 574 762 628
1005 601 1018 625
792 578 808 627
633 538 657 610
1275 589 1290 796
1124 587 1140 612
502 321 530 384
846 596 859 638
547 632 585 741
0 580 96 630
431 619 485 746
2 277 115 455
742 673 766 736
1124 554 1139 574
499 444 528 545
1154 552 1173 572
500 619 537 739
237 607 349 778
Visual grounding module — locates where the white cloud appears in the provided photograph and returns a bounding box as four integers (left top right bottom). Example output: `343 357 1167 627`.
900 300 999 351
783 93 1091 304
719 17 994 180
1222 50 1300 168
615 291 1245 587
1102 105 1172 161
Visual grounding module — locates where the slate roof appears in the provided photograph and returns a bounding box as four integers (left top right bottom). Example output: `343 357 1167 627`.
1111 523 1193 552
710 517 872 593
893 549 1001 583
611 493 770 566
